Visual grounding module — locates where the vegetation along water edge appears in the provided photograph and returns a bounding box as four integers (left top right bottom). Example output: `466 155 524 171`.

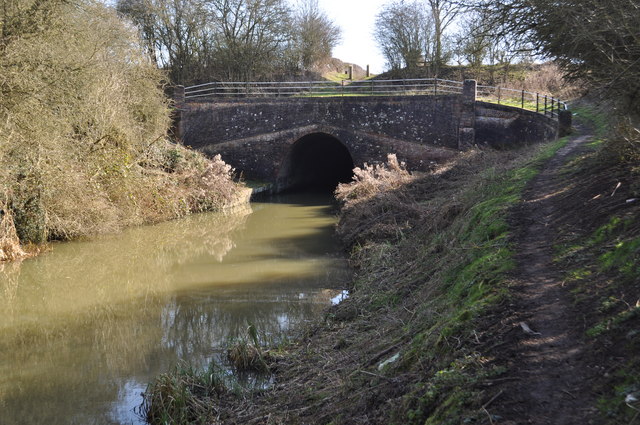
0 0 247 261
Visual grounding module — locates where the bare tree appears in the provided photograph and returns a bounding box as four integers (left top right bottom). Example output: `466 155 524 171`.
452 10 491 67
292 0 341 71
118 0 296 83
117 0 210 83
466 0 640 112
426 0 459 69
207 0 292 81
374 0 433 71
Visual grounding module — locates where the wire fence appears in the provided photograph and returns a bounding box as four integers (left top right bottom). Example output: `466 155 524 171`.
477 84 567 117
184 78 567 117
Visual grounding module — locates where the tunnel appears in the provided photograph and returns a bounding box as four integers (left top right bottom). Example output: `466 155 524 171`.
278 133 355 192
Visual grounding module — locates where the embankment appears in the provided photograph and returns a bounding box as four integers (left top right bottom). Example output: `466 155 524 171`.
0 0 247 259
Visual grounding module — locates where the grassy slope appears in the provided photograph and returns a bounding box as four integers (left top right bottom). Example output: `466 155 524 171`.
279 108 638 425
324 138 570 424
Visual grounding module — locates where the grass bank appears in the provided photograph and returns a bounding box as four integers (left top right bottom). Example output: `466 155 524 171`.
548 107 640 423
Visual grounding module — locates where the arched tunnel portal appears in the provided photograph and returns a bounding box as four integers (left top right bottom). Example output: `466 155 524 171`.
277 132 355 192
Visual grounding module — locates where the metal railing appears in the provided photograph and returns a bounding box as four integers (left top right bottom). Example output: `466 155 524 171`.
477 84 567 117
183 78 567 117
184 78 464 99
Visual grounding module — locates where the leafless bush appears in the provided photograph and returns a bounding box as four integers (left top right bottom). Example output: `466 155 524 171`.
608 120 640 162
471 0 640 114
335 154 420 247
522 63 584 100
0 0 244 252
335 154 415 208
177 153 239 212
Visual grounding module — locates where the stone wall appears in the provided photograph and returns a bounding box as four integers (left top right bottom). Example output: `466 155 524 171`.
475 102 559 148
178 85 562 184
180 95 464 181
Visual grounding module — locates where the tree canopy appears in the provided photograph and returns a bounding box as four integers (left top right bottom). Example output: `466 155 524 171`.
0 0 238 244
468 0 640 111
117 0 342 84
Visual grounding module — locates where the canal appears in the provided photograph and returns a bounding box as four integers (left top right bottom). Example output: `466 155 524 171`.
0 193 350 424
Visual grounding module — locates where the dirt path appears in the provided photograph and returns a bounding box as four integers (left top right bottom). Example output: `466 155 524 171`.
494 131 599 424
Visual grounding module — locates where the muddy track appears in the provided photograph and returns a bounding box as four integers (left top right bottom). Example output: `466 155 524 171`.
493 131 600 424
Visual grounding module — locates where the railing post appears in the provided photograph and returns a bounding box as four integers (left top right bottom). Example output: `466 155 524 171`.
521 89 525 109
341 80 344 97
536 93 539 113
551 98 555 117
558 108 572 136
544 96 548 116
434 78 438 95
497 86 501 104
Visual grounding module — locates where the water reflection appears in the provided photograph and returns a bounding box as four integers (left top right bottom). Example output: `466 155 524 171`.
0 194 350 425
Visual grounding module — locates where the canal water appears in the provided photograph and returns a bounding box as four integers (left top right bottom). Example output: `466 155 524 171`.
0 193 350 425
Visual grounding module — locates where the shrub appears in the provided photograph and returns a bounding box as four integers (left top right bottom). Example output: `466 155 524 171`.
335 153 414 208
0 0 243 250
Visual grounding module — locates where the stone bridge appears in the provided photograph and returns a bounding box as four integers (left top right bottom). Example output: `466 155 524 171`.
177 80 566 191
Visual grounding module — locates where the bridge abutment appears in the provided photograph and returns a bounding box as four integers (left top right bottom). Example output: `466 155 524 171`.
458 80 477 149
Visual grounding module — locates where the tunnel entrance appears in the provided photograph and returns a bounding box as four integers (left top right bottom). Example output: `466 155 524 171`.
279 133 354 192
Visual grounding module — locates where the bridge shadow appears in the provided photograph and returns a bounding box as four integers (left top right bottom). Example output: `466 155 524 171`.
278 132 354 193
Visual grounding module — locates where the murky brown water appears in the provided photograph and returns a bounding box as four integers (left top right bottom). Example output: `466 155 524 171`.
0 193 350 425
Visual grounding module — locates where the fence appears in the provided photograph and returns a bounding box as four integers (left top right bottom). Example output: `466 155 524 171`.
184 78 463 99
183 78 567 117
477 84 567 117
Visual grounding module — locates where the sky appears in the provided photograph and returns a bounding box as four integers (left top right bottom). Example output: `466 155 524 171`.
316 0 389 74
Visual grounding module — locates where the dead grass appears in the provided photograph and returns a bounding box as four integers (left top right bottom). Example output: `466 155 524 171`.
606 118 640 163
335 154 420 246
227 325 270 372
141 361 227 425
0 0 245 254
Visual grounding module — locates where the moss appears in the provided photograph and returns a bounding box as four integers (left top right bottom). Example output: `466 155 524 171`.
599 236 640 277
